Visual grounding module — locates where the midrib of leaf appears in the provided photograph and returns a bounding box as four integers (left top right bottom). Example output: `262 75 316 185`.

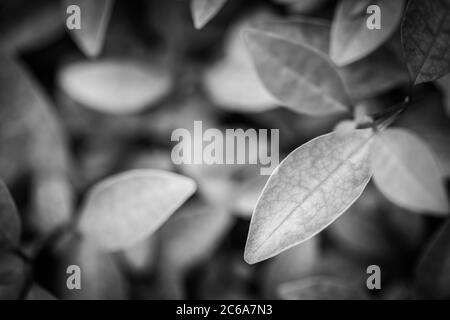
255 40 348 111
377 138 444 207
251 131 374 255
414 3 449 83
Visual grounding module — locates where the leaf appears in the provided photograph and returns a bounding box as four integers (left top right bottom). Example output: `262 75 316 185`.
0 181 21 248
63 0 114 58
278 276 368 300
256 18 409 101
58 59 172 115
159 199 232 272
190 0 227 29
120 234 158 274
415 219 450 299
245 28 350 116
401 0 450 84
78 169 196 251
371 128 449 215
272 0 330 14
0 0 64 54
245 129 374 264
203 15 279 112
0 251 27 300
330 0 405 66
46 236 126 300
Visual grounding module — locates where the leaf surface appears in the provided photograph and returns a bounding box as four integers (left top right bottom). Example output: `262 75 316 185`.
0 181 20 248
78 170 196 251
402 0 450 84
245 129 374 263
331 0 404 66
63 0 114 58
191 0 227 29
371 129 449 215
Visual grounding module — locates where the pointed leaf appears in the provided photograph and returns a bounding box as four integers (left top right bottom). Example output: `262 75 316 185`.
78 169 196 251
371 129 449 215
58 59 172 115
245 129 374 264
402 0 450 84
415 219 450 299
191 0 227 29
63 0 114 58
245 28 349 116
330 0 404 66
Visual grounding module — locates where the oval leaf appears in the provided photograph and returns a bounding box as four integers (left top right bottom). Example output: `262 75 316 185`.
0 181 21 248
191 0 227 29
245 129 374 264
78 169 196 251
58 59 172 115
402 0 450 84
245 28 349 116
330 0 404 66
63 0 114 58
371 129 449 215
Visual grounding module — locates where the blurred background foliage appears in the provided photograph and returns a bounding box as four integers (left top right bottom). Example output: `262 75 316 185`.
0 0 449 300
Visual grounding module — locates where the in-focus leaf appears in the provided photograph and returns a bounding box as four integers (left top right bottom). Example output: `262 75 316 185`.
371 128 449 215
0 180 21 247
401 0 450 84
58 59 172 115
190 0 227 29
78 169 196 251
415 219 450 299
63 0 114 58
245 129 374 264
278 276 368 300
330 0 404 66
245 28 349 116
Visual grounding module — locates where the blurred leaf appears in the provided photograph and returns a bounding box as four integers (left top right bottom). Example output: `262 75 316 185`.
190 0 227 29
58 59 172 115
78 169 196 251
203 14 279 112
245 129 373 264
26 284 57 300
0 180 21 248
63 0 114 58
230 174 268 218
0 54 73 234
263 238 319 299
0 0 64 54
0 251 27 300
401 0 450 84
371 128 449 214
51 236 126 299
120 234 158 274
330 0 404 66
30 174 73 235
339 46 409 101
257 18 408 102
245 28 349 116
415 219 450 299
328 183 425 259
159 199 232 273
278 276 368 300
